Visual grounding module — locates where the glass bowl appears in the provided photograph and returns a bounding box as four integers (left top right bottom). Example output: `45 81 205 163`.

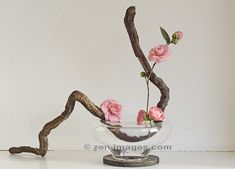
93 120 172 161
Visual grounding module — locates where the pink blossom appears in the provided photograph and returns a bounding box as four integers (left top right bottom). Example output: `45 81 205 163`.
148 44 171 63
148 106 165 121
100 99 122 122
137 110 145 125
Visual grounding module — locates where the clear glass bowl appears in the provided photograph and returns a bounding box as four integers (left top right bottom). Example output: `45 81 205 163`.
93 121 171 161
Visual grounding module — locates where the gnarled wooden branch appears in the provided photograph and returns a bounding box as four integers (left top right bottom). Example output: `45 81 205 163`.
9 91 105 156
124 6 169 111
9 6 169 156
9 89 157 157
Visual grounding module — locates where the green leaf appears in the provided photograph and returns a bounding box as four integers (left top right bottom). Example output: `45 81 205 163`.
160 26 171 44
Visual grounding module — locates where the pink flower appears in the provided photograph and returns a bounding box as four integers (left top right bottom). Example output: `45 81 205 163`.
172 31 183 40
137 110 146 125
148 44 171 63
100 99 122 122
148 106 165 121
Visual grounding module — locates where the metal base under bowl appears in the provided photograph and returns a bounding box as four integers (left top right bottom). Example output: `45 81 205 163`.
103 154 159 167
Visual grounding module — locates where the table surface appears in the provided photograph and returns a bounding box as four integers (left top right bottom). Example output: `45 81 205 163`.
0 151 234 169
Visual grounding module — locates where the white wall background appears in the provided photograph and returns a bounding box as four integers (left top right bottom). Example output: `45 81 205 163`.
0 0 234 151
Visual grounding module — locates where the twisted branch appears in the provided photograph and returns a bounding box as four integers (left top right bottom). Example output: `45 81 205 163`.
9 6 169 156
9 90 158 157
124 6 169 111
9 91 105 156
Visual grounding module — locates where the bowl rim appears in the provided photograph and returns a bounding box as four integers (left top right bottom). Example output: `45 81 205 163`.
100 120 165 129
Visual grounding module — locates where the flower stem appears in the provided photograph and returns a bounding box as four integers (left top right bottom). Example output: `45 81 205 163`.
144 62 157 113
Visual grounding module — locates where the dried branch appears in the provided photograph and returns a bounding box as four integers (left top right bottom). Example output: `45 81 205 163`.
9 6 168 157
124 6 169 111
9 90 157 157
9 91 105 156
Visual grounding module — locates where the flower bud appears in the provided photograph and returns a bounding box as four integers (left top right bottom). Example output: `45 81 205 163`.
171 38 179 45
172 31 183 41
140 71 146 77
